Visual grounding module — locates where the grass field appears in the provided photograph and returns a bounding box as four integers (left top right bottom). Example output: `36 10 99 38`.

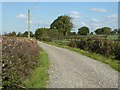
24 48 49 88
107 35 118 40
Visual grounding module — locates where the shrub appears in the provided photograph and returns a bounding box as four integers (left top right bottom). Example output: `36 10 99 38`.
68 38 120 60
2 37 39 88
68 41 78 48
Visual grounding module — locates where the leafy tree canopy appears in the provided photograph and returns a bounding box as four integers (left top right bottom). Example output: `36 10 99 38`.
95 27 111 35
22 31 34 37
78 26 89 35
50 15 73 36
35 28 50 39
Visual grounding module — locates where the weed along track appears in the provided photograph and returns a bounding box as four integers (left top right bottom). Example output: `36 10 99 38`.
38 41 118 88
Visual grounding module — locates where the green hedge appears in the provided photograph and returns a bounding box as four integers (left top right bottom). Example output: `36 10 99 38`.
2 37 39 88
68 38 120 60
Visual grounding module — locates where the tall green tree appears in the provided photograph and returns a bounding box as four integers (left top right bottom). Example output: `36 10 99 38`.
35 28 49 39
22 31 34 37
11 31 16 36
95 27 111 35
95 28 102 34
102 27 111 35
17 32 22 37
50 15 73 36
48 29 60 38
78 26 89 35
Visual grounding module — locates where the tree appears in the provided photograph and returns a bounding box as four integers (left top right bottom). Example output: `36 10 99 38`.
95 27 111 35
35 28 49 39
90 32 94 35
48 29 60 38
50 15 73 36
22 31 34 37
11 31 16 36
5 31 16 36
70 32 76 35
17 32 22 37
78 26 89 35
102 27 111 35
111 29 118 34
95 28 102 34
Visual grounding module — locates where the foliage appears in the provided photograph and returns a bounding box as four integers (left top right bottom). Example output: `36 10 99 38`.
47 29 61 38
118 29 120 34
70 32 76 35
4 31 17 37
50 15 73 36
2 37 39 89
22 31 34 37
44 41 120 72
68 38 120 60
107 35 118 40
102 27 111 34
17 32 22 37
95 28 102 34
95 27 111 35
118 34 120 41
24 48 49 88
35 28 49 39
111 29 118 34
90 32 93 35
78 26 89 35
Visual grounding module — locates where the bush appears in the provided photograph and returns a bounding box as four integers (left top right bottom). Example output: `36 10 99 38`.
68 38 120 60
68 41 78 48
2 37 39 88
42 37 51 42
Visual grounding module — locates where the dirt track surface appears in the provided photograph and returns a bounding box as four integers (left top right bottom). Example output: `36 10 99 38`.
38 41 118 88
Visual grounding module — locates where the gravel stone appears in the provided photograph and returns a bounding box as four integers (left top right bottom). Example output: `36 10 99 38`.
38 41 118 88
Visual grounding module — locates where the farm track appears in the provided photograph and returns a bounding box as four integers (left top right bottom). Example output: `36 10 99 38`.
38 41 118 88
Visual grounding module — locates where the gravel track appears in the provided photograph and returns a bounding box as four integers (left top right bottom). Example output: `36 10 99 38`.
38 41 118 88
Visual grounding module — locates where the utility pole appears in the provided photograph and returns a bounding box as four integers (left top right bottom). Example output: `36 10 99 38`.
38 25 39 29
28 9 30 38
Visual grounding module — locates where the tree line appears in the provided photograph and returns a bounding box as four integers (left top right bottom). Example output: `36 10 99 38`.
4 15 120 38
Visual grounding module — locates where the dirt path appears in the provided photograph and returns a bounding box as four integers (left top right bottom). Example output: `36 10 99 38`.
38 41 118 88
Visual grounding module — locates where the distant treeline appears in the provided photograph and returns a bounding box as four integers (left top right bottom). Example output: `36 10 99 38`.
3 15 120 39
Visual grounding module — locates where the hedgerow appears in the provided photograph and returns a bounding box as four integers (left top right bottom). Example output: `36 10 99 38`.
68 38 120 60
2 37 39 89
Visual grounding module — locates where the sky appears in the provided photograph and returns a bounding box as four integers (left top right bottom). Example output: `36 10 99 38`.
1 2 118 34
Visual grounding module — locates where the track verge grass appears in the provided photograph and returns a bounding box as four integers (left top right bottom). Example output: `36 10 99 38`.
24 48 49 88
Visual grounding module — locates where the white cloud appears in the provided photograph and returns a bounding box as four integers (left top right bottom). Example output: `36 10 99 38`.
17 14 27 19
35 20 52 28
91 8 107 13
80 22 87 26
69 11 81 18
91 18 99 22
108 14 118 19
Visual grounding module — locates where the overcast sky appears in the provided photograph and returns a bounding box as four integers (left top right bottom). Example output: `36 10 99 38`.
2 2 118 34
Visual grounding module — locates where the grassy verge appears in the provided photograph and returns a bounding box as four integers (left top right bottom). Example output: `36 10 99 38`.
24 48 49 88
43 41 119 72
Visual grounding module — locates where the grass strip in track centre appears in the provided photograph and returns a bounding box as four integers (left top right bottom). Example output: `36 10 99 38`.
43 41 119 72
24 48 49 88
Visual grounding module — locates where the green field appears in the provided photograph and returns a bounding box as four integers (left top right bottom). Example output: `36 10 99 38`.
107 35 118 40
